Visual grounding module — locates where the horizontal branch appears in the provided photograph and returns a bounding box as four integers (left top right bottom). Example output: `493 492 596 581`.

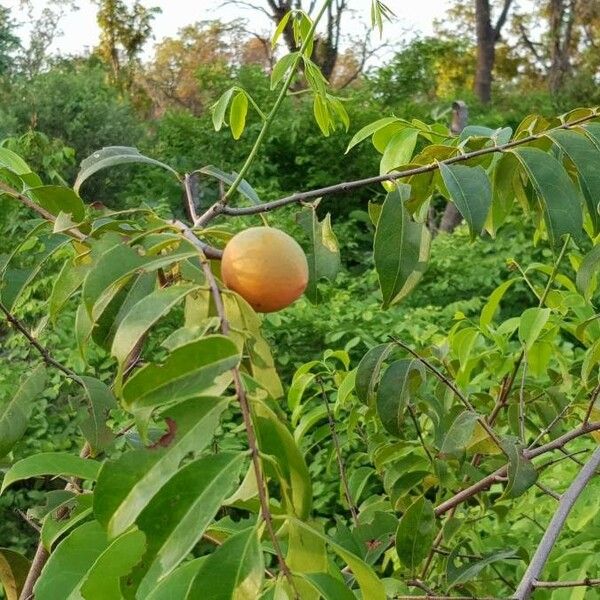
395 596 506 600
533 578 600 589
514 446 600 600
434 421 600 516
0 181 86 241
198 112 600 224
0 301 82 385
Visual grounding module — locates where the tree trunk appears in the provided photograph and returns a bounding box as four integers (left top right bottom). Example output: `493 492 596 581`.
438 101 468 234
548 0 575 93
474 0 495 104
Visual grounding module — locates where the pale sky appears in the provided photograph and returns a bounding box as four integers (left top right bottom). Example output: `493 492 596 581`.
5 0 450 59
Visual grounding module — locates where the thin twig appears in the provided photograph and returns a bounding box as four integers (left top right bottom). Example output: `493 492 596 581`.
519 358 527 443
514 446 600 600
408 404 435 466
407 578 437 595
582 381 600 426
534 482 561 501
0 302 82 385
0 180 86 241
393 596 506 600
538 449 589 470
170 220 223 259
183 173 199 223
389 336 505 454
318 378 359 526
494 235 571 441
198 114 600 224
15 509 41 533
434 420 600 516
529 398 575 449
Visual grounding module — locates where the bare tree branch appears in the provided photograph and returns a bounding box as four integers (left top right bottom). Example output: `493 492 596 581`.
434 420 600 516
198 112 600 224
514 446 600 600
0 302 82 384
493 0 514 39
533 578 600 589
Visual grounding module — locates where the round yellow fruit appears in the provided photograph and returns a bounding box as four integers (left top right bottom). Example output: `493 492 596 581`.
221 226 309 313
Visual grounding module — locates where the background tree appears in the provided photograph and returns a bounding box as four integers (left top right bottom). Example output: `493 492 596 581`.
0 6 20 77
474 0 513 103
226 0 349 80
94 0 160 88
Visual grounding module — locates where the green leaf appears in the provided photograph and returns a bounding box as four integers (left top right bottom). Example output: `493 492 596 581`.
124 452 244 599
74 147 179 192
576 244 600 300
582 337 600 384
35 521 107 599
1 231 71 311
355 344 394 405
288 518 386 600
82 240 195 321
286 519 327 600
0 148 32 175
212 87 236 131
271 52 298 89
0 548 30 600
313 94 330 136
502 438 538 498
230 91 249 140
94 397 229 537
511 147 583 247
297 205 340 303
272 10 292 47
548 129 600 235
253 401 313 519
439 163 492 240
439 411 479 458
77 376 116 455
380 128 418 175
300 573 356 600
345 117 400 154
376 359 424 436
111 284 199 364
287 372 316 415
145 558 206 600
121 335 240 410
92 273 157 352
80 529 146 599
447 547 518 588
488 153 518 235
187 527 264 599
41 494 94 551
0 365 46 457
480 279 518 330
34 521 145 600
374 186 431 308
198 165 261 205
395 496 436 571
27 185 86 223
519 307 551 351
1 452 101 493
49 258 90 322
